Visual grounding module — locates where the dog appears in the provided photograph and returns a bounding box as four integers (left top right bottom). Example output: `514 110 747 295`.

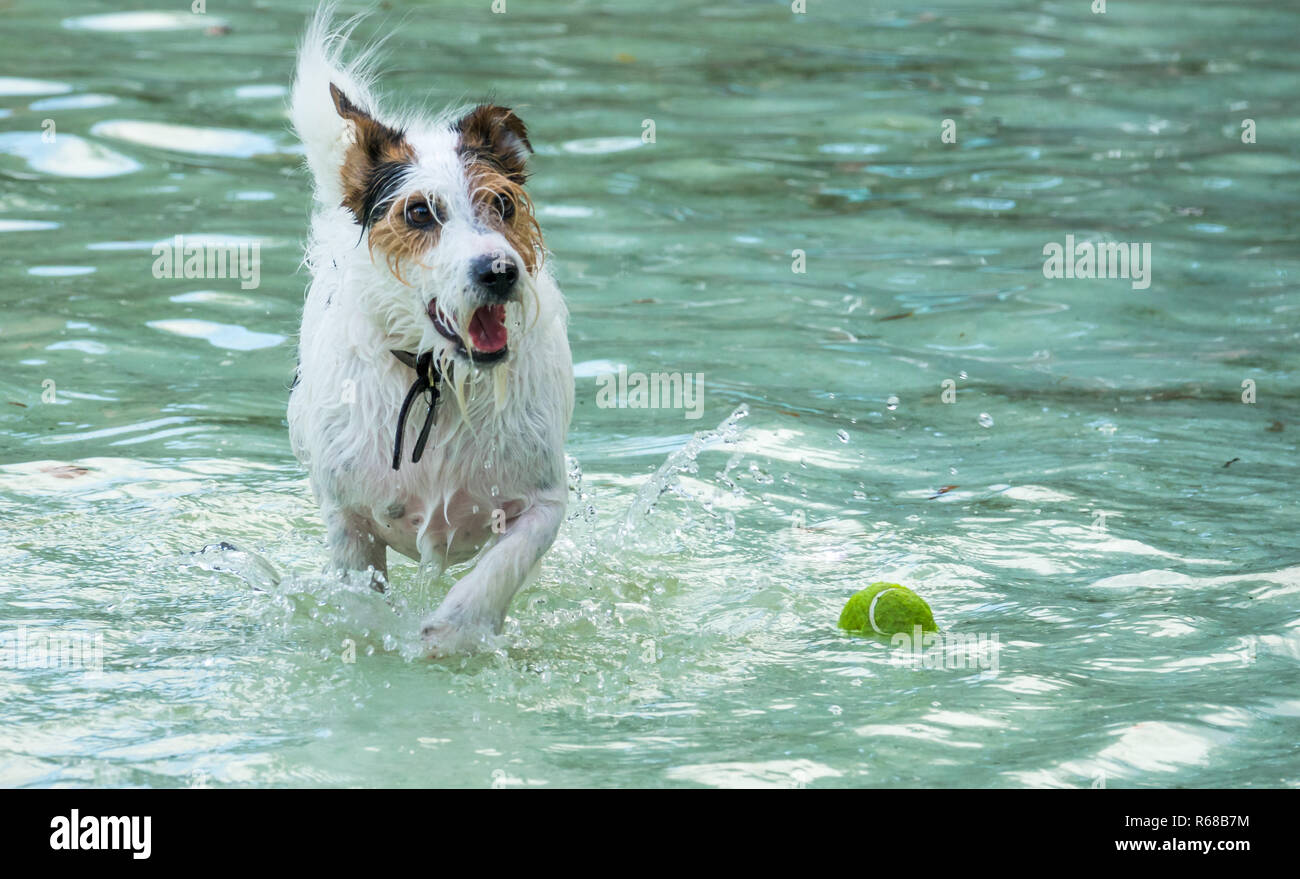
286 8 573 657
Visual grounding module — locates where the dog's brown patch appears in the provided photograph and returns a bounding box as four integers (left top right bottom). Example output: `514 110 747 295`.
457 104 544 273
331 83 440 283
330 83 415 227
457 104 531 181
366 196 445 285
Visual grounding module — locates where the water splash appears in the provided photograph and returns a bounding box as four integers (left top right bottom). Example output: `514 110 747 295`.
180 542 281 591
617 403 749 542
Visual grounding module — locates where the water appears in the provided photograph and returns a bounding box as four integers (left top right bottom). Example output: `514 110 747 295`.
2 0 1298 788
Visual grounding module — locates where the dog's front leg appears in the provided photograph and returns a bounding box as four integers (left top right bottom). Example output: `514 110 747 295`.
323 505 389 592
420 500 564 657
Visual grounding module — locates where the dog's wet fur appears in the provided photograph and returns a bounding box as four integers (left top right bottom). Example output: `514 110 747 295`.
287 6 574 656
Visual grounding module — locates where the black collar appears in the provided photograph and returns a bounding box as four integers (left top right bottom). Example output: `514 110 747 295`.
390 349 442 470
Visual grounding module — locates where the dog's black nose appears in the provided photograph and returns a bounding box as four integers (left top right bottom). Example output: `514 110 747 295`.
471 254 518 299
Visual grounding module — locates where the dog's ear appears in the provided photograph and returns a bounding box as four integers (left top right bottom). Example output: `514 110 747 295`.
456 104 532 184
330 83 412 226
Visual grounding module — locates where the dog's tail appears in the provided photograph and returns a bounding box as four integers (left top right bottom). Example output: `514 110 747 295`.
289 4 387 209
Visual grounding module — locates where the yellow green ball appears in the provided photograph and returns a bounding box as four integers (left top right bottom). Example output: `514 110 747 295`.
838 582 938 637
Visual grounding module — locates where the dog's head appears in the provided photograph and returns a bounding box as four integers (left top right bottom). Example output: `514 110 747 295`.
329 84 544 369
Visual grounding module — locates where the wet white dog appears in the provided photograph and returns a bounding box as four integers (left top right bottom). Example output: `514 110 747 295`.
286 8 573 657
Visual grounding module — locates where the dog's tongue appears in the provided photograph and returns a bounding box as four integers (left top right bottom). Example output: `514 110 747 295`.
468 304 508 354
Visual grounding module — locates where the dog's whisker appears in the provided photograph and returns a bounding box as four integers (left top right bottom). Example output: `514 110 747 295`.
493 360 509 412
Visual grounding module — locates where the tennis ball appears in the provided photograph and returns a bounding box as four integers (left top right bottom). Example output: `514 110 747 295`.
838 582 938 637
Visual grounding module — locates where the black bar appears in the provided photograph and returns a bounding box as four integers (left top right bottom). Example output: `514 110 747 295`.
0 789 1283 864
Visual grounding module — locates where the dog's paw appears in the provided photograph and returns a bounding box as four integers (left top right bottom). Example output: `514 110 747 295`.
419 617 496 659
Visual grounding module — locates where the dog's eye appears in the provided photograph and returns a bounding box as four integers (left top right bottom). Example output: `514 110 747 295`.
495 196 515 222
405 200 441 228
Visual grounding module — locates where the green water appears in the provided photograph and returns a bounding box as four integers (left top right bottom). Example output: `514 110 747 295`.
2 0 1298 788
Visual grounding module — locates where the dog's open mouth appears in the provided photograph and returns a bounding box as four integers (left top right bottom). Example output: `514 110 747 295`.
428 300 509 362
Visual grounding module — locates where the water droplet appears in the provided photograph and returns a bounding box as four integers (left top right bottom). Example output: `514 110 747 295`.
836 429 850 443
978 412 994 428
886 395 899 410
